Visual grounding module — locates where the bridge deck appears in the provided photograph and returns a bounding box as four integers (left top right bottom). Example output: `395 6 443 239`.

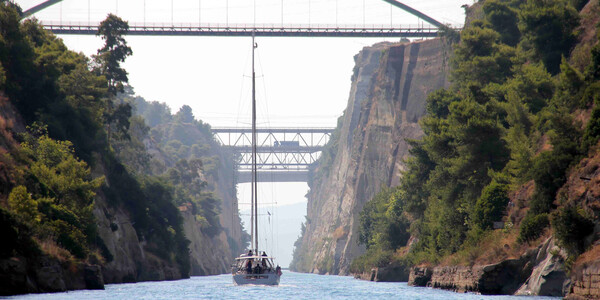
226 145 324 153
212 127 334 134
41 22 442 38
237 170 308 183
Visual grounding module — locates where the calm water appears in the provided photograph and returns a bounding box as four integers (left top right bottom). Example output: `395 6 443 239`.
2 271 559 300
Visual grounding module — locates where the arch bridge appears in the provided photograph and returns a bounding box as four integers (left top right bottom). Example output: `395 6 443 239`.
18 0 460 38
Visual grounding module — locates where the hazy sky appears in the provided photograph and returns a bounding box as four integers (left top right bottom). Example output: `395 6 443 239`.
17 0 468 266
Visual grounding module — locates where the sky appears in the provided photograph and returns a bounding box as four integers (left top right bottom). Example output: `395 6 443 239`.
16 0 469 267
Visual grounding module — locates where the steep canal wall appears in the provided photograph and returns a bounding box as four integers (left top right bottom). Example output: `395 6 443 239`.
290 38 451 275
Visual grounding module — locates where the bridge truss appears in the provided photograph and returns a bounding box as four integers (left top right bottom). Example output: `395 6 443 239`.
212 128 334 183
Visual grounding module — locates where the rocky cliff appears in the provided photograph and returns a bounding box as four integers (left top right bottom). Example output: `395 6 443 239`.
558 140 600 299
93 192 181 283
408 238 569 296
182 211 232 275
0 99 240 295
290 38 450 274
142 118 241 276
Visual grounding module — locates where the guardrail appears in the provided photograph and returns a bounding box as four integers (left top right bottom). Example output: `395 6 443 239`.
40 21 462 37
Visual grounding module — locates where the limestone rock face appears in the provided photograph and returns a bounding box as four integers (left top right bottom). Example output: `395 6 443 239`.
290 38 450 275
429 257 536 295
516 238 569 297
408 267 433 287
0 258 31 295
141 120 242 274
568 260 600 299
407 238 568 296
182 210 230 275
0 256 105 296
93 196 151 283
355 266 409 282
83 265 105 290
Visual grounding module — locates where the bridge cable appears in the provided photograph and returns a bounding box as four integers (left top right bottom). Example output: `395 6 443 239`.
363 0 365 27
335 0 338 27
390 3 393 27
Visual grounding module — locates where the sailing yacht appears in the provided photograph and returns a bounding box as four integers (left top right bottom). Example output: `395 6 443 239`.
232 34 282 286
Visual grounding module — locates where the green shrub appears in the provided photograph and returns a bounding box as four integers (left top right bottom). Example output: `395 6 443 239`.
0 208 40 258
8 185 40 223
551 206 594 254
349 248 393 274
570 0 589 11
54 220 89 259
483 0 520 46
472 182 510 229
582 87 600 150
529 150 576 214
518 213 549 243
518 0 580 75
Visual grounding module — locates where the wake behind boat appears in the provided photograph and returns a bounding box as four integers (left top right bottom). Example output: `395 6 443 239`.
232 33 281 286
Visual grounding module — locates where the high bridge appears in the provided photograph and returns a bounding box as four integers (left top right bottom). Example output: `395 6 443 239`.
17 0 461 38
212 127 334 183
16 0 462 182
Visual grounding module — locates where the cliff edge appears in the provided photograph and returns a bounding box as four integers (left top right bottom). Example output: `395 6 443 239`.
290 38 450 275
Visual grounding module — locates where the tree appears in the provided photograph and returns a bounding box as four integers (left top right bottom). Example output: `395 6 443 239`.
94 14 133 143
175 105 196 123
472 182 509 230
552 206 594 255
94 14 132 96
518 0 579 74
8 186 40 224
483 0 520 46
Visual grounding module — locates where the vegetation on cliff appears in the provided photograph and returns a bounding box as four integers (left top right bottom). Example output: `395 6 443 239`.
351 0 600 273
115 91 249 254
0 1 242 287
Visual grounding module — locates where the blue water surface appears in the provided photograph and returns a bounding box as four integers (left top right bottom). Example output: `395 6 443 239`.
2 271 560 300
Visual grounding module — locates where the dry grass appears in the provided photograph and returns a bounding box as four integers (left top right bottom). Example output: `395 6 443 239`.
574 108 593 130
536 134 553 154
508 180 535 226
573 244 600 274
87 249 106 265
37 238 73 262
332 226 348 240
438 228 552 267
578 0 600 45
571 0 599 72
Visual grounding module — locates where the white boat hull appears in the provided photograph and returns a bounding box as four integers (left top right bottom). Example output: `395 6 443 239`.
233 272 280 285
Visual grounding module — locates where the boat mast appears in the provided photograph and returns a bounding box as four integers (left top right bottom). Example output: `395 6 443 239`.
251 32 259 254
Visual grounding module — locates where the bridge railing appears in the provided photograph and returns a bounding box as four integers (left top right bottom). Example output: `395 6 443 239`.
39 20 462 37
212 127 336 133
39 20 461 30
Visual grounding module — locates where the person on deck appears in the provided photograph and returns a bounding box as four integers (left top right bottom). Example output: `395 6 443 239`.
246 259 252 274
261 252 269 270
